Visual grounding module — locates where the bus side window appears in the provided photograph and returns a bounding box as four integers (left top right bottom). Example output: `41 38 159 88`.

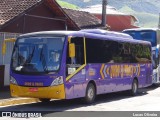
70 37 84 65
85 38 118 63
66 37 84 76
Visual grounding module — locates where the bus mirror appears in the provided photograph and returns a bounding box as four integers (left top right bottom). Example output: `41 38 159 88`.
2 42 6 55
69 43 75 58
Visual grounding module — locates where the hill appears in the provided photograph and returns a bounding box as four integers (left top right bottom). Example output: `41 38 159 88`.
119 5 159 28
59 0 160 28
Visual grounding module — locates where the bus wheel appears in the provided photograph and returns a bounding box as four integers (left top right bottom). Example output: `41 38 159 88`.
84 83 96 104
39 98 50 103
131 79 138 96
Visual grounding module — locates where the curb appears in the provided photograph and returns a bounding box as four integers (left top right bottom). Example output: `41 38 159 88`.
0 98 39 106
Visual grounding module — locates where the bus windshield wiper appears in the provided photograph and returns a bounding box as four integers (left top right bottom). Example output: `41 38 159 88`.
25 46 35 64
40 46 48 73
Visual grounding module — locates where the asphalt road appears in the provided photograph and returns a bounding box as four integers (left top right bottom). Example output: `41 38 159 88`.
0 85 160 117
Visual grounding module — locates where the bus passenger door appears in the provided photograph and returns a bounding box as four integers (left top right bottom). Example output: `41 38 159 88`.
66 37 86 98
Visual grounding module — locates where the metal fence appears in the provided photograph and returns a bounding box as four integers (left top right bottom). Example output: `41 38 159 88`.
0 32 20 65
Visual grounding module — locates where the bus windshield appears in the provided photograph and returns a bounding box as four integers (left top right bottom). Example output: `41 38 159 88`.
11 36 65 74
124 31 157 46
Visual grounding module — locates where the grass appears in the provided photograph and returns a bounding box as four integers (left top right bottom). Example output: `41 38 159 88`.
56 0 79 10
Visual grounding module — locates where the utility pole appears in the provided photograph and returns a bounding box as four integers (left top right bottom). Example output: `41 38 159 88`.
158 13 160 29
102 0 107 27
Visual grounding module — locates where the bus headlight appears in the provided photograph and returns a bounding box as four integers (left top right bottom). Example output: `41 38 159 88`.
51 76 63 86
10 76 18 85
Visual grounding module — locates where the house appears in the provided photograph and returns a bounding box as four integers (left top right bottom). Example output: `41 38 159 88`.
0 0 105 33
81 5 139 31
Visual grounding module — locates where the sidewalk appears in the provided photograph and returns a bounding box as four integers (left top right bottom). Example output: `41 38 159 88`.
0 86 39 106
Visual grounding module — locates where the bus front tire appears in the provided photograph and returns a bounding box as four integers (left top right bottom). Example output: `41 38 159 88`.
130 79 138 96
39 98 50 103
84 83 96 104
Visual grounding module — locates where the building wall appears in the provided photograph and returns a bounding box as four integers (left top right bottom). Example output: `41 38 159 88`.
95 14 138 31
0 3 68 33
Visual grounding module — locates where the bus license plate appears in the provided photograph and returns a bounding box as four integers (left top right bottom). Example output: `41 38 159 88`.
29 88 38 92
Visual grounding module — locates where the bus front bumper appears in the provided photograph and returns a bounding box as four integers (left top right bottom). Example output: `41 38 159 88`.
10 84 65 99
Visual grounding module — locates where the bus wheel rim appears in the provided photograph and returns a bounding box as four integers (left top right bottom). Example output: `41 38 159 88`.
88 87 94 99
133 82 137 93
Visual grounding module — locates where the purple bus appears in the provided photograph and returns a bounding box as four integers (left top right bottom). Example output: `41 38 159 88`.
10 29 152 103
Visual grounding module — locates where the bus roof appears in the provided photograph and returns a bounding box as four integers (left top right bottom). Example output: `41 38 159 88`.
19 31 76 37
80 29 133 39
123 28 160 32
18 30 151 45
83 31 151 45
19 29 132 39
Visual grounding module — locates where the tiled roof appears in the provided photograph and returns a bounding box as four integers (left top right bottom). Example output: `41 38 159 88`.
0 0 42 25
63 8 102 29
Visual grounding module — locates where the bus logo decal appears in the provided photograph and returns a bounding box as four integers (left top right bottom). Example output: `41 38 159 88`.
100 64 105 79
100 64 141 79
